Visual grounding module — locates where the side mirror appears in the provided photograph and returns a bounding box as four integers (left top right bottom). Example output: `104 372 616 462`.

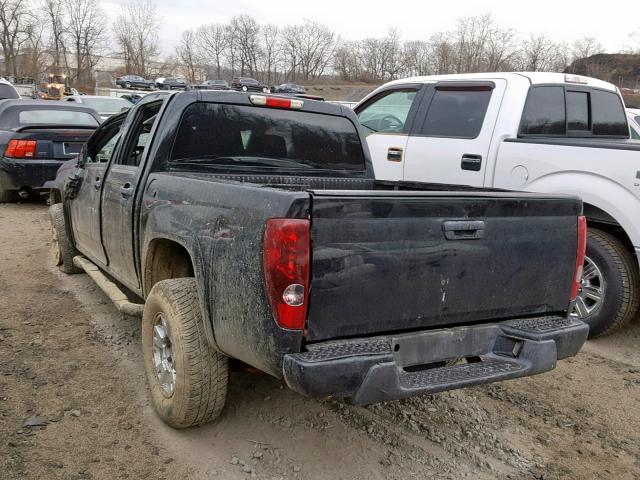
76 144 87 168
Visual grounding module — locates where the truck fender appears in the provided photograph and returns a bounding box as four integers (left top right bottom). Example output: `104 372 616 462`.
526 171 640 249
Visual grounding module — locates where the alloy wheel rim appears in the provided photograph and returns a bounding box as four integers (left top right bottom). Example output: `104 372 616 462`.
152 313 176 397
571 256 606 319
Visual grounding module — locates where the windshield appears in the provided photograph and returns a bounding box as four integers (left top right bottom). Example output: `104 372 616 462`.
82 97 131 113
17 109 99 127
169 102 364 172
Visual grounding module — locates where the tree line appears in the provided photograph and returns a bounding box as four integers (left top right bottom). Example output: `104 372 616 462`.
0 0 635 88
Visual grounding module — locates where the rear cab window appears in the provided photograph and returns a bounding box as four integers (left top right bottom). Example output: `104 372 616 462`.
168 103 365 173
17 110 99 127
519 85 628 138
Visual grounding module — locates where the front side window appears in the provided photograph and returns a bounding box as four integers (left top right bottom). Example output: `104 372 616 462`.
169 102 365 172
357 89 419 134
519 86 566 135
419 87 492 138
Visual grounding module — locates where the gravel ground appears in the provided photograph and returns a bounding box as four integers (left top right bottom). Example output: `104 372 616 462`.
0 202 639 480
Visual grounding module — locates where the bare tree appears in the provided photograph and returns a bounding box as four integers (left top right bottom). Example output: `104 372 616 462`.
42 0 67 71
17 17 48 79
196 23 227 79
229 14 260 76
63 0 106 85
0 0 32 77
176 29 200 82
113 0 161 77
295 20 336 80
519 34 567 72
259 24 280 84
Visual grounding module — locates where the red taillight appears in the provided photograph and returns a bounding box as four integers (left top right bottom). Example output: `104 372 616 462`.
263 218 310 330
570 216 588 301
5 139 37 158
249 95 304 109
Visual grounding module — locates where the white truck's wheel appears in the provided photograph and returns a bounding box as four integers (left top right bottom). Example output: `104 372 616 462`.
142 278 229 428
572 228 639 337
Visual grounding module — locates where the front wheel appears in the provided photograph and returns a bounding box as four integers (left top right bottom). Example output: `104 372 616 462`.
49 203 81 274
571 228 639 337
142 278 229 428
124 82 131 89
241 86 248 92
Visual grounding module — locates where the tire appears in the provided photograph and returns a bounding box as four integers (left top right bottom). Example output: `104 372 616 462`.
48 203 81 274
573 228 640 337
142 278 229 428
241 86 248 92
124 82 131 89
0 188 15 203
261 87 268 93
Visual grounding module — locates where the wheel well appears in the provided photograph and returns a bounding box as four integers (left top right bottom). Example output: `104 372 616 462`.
49 189 62 205
144 239 194 296
584 203 634 253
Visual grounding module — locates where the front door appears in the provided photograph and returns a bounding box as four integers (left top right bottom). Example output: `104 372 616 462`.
402 80 506 187
68 114 125 264
355 85 424 181
101 99 162 289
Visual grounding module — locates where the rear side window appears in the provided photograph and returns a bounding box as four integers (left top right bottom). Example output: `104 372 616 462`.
170 103 365 171
519 86 566 135
520 86 628 138
591 90 627 136
419 87 492 138
18 109 99 127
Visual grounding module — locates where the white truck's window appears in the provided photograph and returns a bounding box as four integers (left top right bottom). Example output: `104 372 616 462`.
591 90 627 136
357 89 418 134
520 86 566 135
567 91 589 131
419 88 492 138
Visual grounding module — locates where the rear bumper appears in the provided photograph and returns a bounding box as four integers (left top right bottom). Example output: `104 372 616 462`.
0 157 65 191
283 316 588 404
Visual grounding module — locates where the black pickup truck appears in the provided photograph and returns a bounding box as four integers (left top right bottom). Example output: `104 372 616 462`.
49 90 589 428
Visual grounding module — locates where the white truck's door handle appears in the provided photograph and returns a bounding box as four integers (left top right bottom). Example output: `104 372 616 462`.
461 154 482 171
387 147 403 162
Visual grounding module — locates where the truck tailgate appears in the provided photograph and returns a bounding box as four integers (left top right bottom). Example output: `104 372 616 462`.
307 191 580 341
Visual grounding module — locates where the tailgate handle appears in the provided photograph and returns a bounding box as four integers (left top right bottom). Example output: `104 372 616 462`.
443 221 485 240
461 154 482 171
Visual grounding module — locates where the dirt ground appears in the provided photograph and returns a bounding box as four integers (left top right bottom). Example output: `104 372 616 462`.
0 202 639 480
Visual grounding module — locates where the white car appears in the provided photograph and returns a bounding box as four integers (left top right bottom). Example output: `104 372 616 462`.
627 108 640 139
0 78 20 100
64 95 131 120
356 72 640 337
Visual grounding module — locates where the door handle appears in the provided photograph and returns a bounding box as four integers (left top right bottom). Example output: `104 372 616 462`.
93 178 101 190
120 182 133 198
461 154 482 171
387 147 403 162
442 220 485 240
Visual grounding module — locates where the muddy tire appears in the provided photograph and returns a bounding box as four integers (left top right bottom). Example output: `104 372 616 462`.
142 278 229 428
574 228 640 337
49 203 81 274
0 188 15 203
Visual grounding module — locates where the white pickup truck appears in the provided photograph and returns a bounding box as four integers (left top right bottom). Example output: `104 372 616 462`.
355 72 640 337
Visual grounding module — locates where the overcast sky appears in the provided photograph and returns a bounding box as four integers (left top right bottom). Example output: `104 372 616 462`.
101 0 638 55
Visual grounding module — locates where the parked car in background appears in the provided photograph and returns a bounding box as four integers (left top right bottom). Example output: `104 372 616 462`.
49 90 588 429
272 83 306 94
161 77 190 90
231 77 269 92
0 78 21 100
116 75 154 90
64 95 131 120
120 93 146 104
627 108 640 139
0 100 100 202
356 72 640 338
195 79 229 90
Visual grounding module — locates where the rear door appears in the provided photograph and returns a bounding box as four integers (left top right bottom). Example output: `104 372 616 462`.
403 80 506 187
306 190 579 341
356 85 425 181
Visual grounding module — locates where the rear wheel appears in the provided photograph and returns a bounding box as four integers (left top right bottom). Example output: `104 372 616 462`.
49 203 81 274
142 278 229 428
571 228 639 337
124 82 131 89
